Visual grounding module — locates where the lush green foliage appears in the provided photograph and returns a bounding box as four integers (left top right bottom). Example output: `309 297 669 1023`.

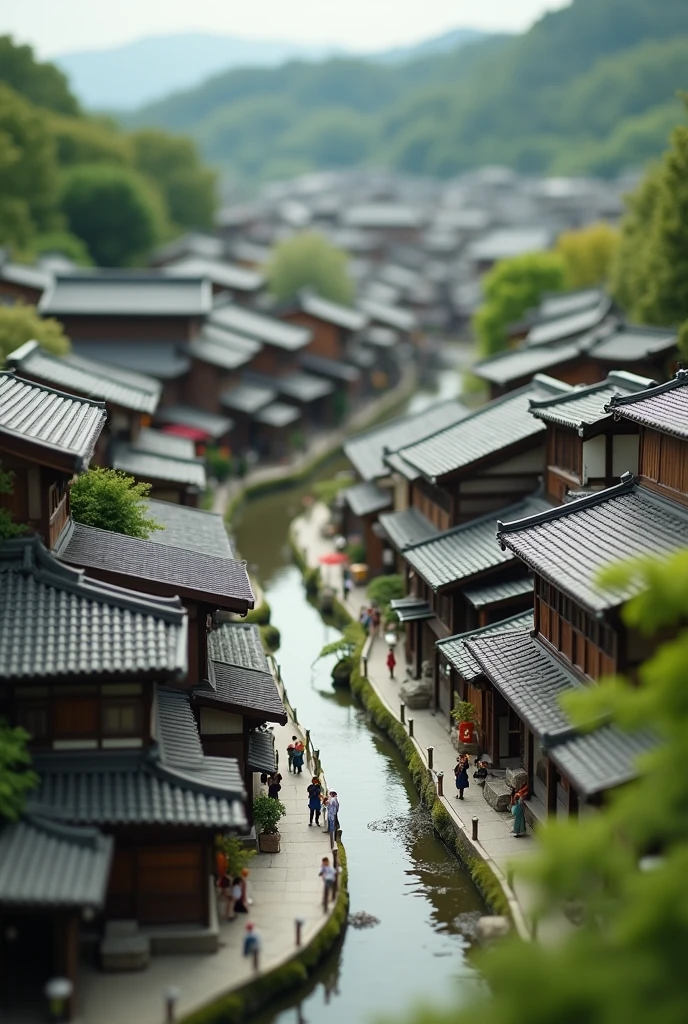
555 222 620 288
253 795 286 834
243 598 271 625
0 718 38 821
259 623 281 652
0 36 217 262
128 0 688 180
70 467 162 539
473 253 569 358
30 230 93 266
613 99 688 325
0 466 26 540
367 574 405 621
396 549 688 1024
0 304 70 364
266 232 354 305
318 621 365 662
450 699 477 724
215 834 256 877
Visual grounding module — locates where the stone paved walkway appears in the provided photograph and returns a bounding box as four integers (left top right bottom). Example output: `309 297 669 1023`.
292 503 538 939
76 719 338 1024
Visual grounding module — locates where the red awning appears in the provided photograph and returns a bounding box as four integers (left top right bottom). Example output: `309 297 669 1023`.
162 424 209 441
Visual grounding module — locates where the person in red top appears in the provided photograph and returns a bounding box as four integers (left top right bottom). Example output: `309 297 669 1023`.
386 647 396 679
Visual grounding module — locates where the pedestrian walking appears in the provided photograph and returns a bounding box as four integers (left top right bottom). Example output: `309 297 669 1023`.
243 922 261 967
454 756 469 800
359 606 370 631
371 606 381 637
319 856 337 911
268 772 282 799
232 876 248 914
386 647 396 679
511 794 527 837
287 736 298 772
325 790 339 836
307 776 323 826
292 740 305 775
216 871 234 921
343 570 353 603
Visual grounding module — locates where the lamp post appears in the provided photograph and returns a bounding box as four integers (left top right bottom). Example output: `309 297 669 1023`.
45 978 73 1023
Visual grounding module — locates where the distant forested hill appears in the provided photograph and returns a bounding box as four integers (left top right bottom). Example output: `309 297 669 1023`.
126 0 688 181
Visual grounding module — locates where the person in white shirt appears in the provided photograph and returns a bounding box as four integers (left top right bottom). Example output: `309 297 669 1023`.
318 856 337 911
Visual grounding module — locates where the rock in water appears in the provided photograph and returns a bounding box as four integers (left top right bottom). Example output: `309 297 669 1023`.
349 911 380 929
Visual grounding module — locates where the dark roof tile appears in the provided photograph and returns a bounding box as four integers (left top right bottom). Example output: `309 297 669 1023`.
378 506 438 551
606 369 688 439
530 371 654 435
210 303 311 350
201 662 287 723
342 481 392 517
208 623 269 672
437 610 533 682
145 500 233 558
112 442 207 489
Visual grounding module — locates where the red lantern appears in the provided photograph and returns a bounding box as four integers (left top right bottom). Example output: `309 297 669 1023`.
458 721 474 745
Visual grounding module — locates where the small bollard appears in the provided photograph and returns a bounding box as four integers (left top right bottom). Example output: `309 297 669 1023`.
437 771 444 797
335 827 342 846
408 717 414 737
400 701 406 724
252 948 260 972
295 917 305 947
472 816 479 841
165 987 180 1024
293 707 298 724
427 746 434 770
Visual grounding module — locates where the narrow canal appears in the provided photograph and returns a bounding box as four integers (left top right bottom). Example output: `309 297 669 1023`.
232 360 486 1024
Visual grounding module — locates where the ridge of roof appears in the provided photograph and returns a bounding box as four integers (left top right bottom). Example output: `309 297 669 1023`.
497 472 636 539
605 367 688 412
0 369 106 411
406 488 549 552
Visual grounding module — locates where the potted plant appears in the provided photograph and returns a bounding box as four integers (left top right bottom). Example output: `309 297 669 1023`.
253 795 286 853
451 699 477 747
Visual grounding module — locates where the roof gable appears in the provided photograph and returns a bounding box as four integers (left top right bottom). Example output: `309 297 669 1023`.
606 369 688 440
530 370 655 436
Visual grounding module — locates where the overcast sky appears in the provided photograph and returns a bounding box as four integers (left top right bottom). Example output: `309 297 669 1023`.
6 0 569 57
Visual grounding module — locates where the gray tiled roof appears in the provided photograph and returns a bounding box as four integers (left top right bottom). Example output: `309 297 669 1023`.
0 371 106 470
189 324 261 370
152 232 224 265
133 428 196 460
464 576 534 610
30 749 247 829
54 520 255 611
390 596 434 622
0 537 187 681
0 260 52 291
112 442 207 489
590 323 677 363
156 686 205 770
344 399 467 482
254 402 301 428
606 370 688 439
358 298 417 333
383 450 422 481
248 731 277 774
399 379 570 484
298 290 368 329
71 341 190 380
0 816 113 908
378 506 438 551
244 370 333 403
525 297 612 347
473 341 582 387
299 291 367 331
468 227 554 263
530 371 655 436
300 352 360 383
221 383 276 414
39 273 212 317
537 288 606 321
210 302 311 350
497 476 688 612
6 341 161 414
208 623 269 671
343 203 425 229
145 500 233 558
548 725 656 797
465 628 578 738
203 662 287 724
164 256 264 292
343 481 392 517
154 404 233 439
406 493 550 590
437 610 534 682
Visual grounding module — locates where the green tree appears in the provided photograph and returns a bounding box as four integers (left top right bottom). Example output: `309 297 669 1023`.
0 465 26 540
0 83 60 248
59 163 168 266
473 252 569 358
31 230 93 266
70 468 162 539
395 548 688 1024
131 129 217 230
267 232 354 305
0 718 38 821
0 304 69 364
48 112 133 167
0 35 79 116
610 163 662 318
555 222 620 289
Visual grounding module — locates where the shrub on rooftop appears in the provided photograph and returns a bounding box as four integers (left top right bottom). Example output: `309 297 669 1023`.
70 467 162 539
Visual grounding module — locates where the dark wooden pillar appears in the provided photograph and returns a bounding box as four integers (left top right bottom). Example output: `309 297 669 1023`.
54 912 79 1021
569 785 579 818
546 757 557 816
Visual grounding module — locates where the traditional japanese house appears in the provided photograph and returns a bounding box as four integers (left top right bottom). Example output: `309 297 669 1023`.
208 301 311 377
163 255 265 303
153 403 234 448
340 203 427 245
6 340 162 463
111 439 207 506
186 323 261 416
0 256 52 305
0 537 248 1017
507 287 607 344
463 466 688 821
150 232 225 267
0 371 106 548
358 298 418 348
466 227 555 275
38 272 211 405
528 370 655 503
585 321 678 384
473 339 599 400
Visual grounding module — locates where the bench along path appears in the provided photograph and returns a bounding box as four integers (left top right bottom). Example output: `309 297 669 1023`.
78 718 336 1024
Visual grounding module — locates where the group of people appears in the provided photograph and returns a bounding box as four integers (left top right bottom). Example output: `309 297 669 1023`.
359 604 382 636
286 735 305 774
454 752 527 837
307 775 340 835
216 869 250 921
